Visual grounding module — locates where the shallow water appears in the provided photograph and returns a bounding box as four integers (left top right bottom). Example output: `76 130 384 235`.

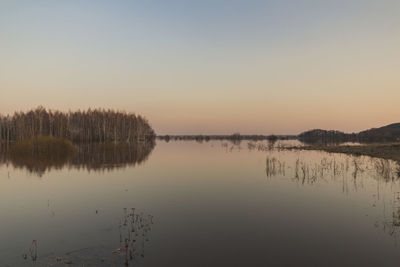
1 140 400 266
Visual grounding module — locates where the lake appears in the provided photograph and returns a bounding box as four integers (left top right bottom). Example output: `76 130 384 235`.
1 140 400 266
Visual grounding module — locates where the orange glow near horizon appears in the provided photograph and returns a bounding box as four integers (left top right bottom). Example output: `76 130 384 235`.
1 1 399 135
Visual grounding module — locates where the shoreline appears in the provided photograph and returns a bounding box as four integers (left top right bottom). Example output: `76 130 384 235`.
286 143 400 162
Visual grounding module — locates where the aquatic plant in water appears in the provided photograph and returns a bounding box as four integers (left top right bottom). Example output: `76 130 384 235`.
20 208 154 266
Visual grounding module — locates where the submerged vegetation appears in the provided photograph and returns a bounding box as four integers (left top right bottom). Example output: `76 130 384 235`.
21 208 153 266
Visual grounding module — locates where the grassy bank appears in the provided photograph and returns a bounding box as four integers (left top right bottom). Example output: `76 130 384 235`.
10 135 76 160
288 143 400 162
6 136 76 176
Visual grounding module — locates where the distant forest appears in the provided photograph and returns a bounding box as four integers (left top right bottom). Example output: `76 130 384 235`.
157 133 287 143
0 107 155 144
299 123 400 143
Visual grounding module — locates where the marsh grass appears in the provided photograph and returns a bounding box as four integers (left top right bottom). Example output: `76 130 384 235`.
10 135 76 159
265 157 285 177
286 143 400 163
264 153 400 239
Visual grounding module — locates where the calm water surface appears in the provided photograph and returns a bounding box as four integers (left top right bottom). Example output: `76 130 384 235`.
1 140 400 266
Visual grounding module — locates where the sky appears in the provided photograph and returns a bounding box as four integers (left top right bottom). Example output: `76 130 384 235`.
0 0 399 135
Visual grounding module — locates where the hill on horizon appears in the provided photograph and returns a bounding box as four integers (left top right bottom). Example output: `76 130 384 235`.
358 122 400 141
380 123 400 129
299 122 400 142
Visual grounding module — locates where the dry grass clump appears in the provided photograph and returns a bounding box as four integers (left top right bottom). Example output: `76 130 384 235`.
10 135 76 160
8 136 76 175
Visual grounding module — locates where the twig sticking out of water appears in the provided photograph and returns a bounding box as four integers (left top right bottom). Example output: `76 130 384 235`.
29 240 37 261
113 208 154 266
397 165 400 179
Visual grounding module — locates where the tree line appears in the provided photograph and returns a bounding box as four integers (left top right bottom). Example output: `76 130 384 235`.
298 129 356 144
0 107 155 144
157 133 286 143
299 123 400 144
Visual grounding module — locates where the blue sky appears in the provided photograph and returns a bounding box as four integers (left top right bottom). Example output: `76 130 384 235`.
1 0 399 134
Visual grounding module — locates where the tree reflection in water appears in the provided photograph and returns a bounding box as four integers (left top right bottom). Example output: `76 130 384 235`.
0 140 155 176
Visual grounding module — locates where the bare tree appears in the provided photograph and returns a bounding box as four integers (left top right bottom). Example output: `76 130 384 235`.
0 107 155 144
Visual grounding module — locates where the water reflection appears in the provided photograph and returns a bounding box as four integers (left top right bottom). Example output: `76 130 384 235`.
0 141 155 176
3 140 400 266
20 208 153 266
71 142 155 172
264 153 400 241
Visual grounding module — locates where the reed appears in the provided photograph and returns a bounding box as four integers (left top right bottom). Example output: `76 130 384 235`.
285 143 400 163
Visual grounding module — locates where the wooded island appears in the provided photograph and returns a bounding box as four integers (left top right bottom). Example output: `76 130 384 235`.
0 107 155 144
